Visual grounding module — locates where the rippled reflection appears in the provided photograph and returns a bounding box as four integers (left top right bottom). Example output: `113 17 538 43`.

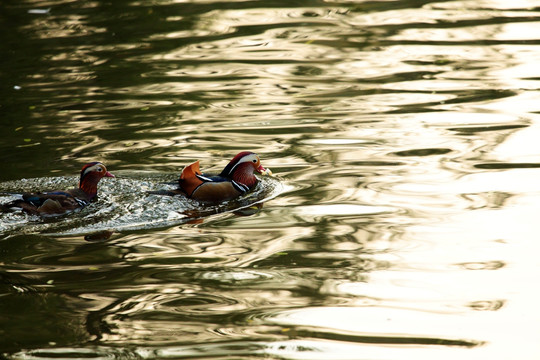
2 0 540 358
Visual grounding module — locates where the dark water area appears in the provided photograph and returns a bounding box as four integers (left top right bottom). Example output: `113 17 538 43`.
1 0 540 358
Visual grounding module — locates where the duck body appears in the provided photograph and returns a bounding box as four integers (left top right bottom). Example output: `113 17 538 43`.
1 162 114 216
173 152 271 204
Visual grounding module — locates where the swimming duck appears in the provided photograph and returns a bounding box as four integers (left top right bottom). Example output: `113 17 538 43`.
159 152 271 204
0 162 115 215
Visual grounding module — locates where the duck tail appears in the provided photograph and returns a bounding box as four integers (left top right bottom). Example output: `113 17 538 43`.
1 199 38 215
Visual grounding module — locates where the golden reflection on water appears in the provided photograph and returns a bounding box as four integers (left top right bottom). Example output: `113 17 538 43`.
2 0 540 358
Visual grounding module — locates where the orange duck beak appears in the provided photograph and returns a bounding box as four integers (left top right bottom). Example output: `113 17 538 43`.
104 171 115 178
256 164 272 176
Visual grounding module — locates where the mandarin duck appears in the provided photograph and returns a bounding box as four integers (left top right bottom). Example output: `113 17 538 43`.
156 152 272 204
1 162 114 216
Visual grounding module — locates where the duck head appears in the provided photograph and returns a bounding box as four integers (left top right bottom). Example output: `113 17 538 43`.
219 152 271 189
78 162 115 199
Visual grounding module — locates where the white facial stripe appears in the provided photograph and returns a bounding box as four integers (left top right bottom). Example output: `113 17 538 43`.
228 154 259 175
83 164 104 176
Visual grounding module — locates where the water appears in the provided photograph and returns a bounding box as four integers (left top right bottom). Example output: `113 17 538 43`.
1 0 540 358
0 174 283 235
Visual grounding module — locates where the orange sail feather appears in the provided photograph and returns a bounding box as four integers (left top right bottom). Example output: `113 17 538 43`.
179 161 204 197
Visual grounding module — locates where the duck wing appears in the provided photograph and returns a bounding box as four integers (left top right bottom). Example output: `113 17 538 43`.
3 189 89 215
178 161 251 203
190 178 245 203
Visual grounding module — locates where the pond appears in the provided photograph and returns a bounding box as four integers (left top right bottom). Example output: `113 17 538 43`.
1 0 540 358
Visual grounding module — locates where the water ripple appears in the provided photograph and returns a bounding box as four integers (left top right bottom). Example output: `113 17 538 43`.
3 0 540 358
0 175 284 237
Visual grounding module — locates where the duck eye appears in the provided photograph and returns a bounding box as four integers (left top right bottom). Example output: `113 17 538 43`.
252 159 257 163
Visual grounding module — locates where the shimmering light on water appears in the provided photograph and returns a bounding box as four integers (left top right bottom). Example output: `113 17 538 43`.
1 0 540 358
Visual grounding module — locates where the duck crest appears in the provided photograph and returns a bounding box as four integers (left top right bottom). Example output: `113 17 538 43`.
80 161 101 181
78 162 113 199
220 151 255 178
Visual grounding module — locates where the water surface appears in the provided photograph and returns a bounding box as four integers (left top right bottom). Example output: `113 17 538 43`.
1 0 540 358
